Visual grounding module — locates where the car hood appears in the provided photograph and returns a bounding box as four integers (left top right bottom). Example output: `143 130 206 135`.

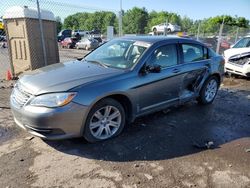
224 47 250 60
18 60 122 95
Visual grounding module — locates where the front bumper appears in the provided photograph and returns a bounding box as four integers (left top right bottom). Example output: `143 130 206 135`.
11 101 89 140
225 62 250 77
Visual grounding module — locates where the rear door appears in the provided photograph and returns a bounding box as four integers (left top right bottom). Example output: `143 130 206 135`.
178 43 210 99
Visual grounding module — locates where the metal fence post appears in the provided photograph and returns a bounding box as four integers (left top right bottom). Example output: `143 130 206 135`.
235 27 239 43
118 0 122 37
36 0 48 66
196 22 200 40
216 17 225 54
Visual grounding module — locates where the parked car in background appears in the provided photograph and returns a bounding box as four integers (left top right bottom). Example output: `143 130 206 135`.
72 30 90 37
90 29 101 35
60 37 78 49
0 35 6 42
224 36 250 77
152 23 181 33
220 39 231 49
75 38 99 50
93 37 102 44
58 29 72 42
10 36 224 142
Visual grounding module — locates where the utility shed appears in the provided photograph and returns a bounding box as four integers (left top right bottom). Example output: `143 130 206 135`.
3 6 59 76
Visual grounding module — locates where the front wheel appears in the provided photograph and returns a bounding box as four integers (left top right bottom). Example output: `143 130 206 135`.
197 76 219 105
83 98 126 142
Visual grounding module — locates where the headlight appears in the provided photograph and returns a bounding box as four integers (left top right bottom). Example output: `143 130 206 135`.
30 92 77 108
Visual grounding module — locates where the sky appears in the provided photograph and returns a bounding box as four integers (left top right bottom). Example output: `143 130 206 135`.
1 0 250 21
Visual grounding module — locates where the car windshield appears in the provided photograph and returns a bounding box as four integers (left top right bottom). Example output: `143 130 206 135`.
233 37 250 48
84 39 150 69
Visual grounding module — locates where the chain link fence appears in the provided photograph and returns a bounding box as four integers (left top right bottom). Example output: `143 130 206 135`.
0 0 249 79
0 0 119 78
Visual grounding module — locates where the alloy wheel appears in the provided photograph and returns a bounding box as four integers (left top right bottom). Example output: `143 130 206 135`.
89 105 122 140
205 79 218 102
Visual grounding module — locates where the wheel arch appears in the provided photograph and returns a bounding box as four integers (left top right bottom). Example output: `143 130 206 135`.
102 94 134 123
210 73 221 84
81 93 134 134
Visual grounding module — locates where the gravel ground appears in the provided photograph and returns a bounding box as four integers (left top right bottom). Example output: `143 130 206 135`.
0 76 249 188
0 46 250 188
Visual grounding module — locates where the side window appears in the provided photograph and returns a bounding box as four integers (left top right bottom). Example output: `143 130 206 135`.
182 44 204 62
150 44 177 68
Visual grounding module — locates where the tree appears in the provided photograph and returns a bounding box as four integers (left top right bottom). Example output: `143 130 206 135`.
63 14 80 30
63 8 250 36
63 11 117 34
181 16 193 32
123 7 148 34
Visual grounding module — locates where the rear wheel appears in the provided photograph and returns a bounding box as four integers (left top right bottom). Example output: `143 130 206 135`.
83 98 126 142
197 76 219 105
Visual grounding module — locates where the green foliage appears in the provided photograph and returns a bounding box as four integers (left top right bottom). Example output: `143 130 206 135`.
62 7 250 36
123 7 148 34
63 11 117 34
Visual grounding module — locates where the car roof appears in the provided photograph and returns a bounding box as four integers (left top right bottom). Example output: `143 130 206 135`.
119 35 202 45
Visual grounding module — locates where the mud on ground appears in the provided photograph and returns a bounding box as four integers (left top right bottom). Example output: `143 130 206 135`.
0 77 249 188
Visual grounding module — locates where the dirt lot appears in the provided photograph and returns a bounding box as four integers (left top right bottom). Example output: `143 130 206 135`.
0 76 249 188
0 47 250 187
0 47 88 79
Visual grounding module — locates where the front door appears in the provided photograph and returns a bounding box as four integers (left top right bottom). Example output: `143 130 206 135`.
136 44 183 113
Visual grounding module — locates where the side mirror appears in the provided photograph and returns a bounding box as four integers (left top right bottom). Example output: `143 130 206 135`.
146 64 161 73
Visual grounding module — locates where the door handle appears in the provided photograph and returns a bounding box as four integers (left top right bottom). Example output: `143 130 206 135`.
172 68 181 73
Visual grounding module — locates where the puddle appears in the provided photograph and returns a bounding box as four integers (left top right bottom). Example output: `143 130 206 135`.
222 78 242 87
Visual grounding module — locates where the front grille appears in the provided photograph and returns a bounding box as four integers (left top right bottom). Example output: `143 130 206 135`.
11 84 32 108
228 57 250 66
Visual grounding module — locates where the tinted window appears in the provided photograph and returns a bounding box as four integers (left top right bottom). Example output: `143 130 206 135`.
182 44 204 62
150 44 177 68
233 37 250 48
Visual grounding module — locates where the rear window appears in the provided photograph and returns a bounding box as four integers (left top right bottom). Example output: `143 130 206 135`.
182 44 204 62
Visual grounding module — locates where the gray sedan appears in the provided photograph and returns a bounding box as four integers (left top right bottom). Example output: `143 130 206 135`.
75 38 99 50
10 36 224 142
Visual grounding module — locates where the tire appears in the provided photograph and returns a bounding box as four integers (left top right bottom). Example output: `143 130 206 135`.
83 98 126 142
197 76 219 105
167 28 171 33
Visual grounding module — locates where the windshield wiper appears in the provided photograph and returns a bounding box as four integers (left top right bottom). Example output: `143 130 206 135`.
85 60 108 68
